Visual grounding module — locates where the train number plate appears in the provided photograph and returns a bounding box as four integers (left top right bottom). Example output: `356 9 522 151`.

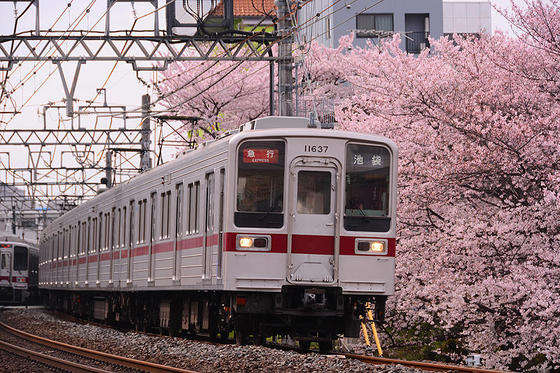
304 145 328 153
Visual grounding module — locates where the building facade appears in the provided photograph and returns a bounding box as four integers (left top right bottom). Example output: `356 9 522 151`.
299 0 444 52
298 0 491 52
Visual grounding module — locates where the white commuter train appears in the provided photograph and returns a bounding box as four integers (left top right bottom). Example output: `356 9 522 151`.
0 234 39 304
39 116 397 351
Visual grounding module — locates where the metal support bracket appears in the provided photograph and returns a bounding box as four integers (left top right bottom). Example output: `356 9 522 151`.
53 60 85 117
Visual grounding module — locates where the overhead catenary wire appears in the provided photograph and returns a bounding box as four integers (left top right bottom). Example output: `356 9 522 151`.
58 0 366 126
2 1 174 194
0 1 92 105
151 0 364 116
1 0 387 211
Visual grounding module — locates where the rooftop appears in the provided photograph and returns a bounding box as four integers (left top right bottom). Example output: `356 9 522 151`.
210 0 276 18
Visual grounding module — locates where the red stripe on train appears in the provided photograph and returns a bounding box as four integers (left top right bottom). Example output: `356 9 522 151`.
51 233 394 268
0 276 28 283
224 233 395 257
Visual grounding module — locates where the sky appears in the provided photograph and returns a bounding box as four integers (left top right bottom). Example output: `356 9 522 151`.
489 0 518 32
0 0 518 208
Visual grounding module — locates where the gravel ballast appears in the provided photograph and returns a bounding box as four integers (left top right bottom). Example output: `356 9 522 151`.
0 308 421 372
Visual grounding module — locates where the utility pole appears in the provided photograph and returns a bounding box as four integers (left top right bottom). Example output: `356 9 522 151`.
277 0 294 116
141 94 152 172
11 205 16 235
105 151 113 188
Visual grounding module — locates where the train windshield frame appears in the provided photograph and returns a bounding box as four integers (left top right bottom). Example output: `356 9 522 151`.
13 246 28 271
344 143 391 232
235 140 285 228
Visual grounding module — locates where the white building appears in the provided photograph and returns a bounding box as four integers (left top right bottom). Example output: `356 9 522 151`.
443 0 492 36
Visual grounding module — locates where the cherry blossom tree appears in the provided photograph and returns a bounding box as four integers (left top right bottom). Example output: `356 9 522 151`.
156 2 560 368
305 23 560 372
156 56 271 141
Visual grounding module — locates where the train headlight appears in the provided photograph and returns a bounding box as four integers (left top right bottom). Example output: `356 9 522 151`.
236 235 271 251
239 237 253 248
355 239 387 255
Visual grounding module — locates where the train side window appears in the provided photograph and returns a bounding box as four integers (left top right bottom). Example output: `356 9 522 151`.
138 199 147 243
206 173 215 234
71 227 74 256
99 214 103 251
57 231 62 260
106 212 111 251
122 206 127 248
110 209 116 250
160 192 165 238
70 227 74 257
166 190 171 237
66 228 70 258
142 199 147 242
98 213 103 252
138 200 143 243
187 183 193 235
176 183 183 238
117 209 121 248
187 182 200 235
150 192 157 243
129 201 135 246
77 225 80 256
87 218 92 254
61 230 66 259
161 190 171 239
1 254 5 269
235 140 285 228
14 246 28 271
93 216 98 252
194 181 200 234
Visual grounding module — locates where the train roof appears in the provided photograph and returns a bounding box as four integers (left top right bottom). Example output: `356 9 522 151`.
0 232 38 247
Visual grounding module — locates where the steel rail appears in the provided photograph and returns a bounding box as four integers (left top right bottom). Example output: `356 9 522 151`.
0 339 109 373
344 352 509 373
0 322 197 373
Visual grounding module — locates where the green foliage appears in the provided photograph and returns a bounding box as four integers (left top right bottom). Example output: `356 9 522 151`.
382 322 469 363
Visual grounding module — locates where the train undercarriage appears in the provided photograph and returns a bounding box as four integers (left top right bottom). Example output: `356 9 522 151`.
44 288 386 352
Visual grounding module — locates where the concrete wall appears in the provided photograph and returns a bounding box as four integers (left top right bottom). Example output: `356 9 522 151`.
443 1 492 34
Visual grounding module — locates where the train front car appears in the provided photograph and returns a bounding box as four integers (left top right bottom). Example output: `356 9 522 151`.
0 235 39 305
224 117 397 350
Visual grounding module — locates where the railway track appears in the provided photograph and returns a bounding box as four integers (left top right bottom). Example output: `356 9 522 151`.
344 353 508 373
0 312 508 373
0 321 197 373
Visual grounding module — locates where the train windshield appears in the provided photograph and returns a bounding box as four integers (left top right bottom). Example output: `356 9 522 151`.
236 140 285 228
345 144 391 232
14 246 28 271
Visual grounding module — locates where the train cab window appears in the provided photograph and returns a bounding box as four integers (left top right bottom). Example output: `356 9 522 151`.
1 254 6 269
235 141 285 228
297 171 331 214
344 144 391 232
14 246 28 271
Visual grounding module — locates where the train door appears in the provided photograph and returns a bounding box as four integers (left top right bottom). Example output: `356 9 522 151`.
217 168 225 279
173 183 183 282
287 157 341 284
202 172 215 280
149 192 157 283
